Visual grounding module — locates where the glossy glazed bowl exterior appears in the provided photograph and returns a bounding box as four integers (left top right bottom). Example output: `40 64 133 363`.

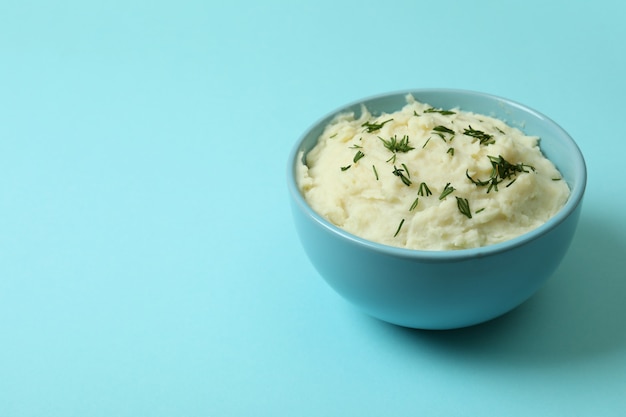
287 89 586 330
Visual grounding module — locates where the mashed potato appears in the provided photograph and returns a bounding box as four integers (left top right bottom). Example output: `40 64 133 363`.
297 95 570 250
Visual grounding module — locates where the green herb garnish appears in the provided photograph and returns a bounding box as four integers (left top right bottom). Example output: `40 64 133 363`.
409 197 419 211
466 155 535 193
341 165 351 171
446 147 455 156
379 134 414 153
422 137 431 149
433 125 455 134
353 150 365 163
463 125 495 145
475 207 485 214
372 165 379 180
418 182 432 196
362 118 393 133
432 126 455 142
456 196 472 219
433 125 455 135
394 218 405 237
439 183 455 200
401 163 411 178
424 107 456 115
392 165 412 186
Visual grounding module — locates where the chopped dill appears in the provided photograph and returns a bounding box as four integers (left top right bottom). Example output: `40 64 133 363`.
463 125 495 145
424 107 456 115
418 182 432 197
362 118 393 133
401 163 411 178
456 196 472 219
392 165 412 186
466 155 535 193
433 125 456 137
439 183 455 200
432 126 455 142
379 134 414 153
394 218 405 237
433 125 455 135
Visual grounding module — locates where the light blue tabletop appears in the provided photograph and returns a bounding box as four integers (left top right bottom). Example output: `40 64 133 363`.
1 1 625 415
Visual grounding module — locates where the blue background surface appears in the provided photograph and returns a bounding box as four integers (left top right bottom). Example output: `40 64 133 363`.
1 0 624 415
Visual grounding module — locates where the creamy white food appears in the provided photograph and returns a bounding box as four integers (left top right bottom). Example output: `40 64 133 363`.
297 95 570 250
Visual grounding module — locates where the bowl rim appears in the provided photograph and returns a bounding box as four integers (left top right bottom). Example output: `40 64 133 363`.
287 88 587 262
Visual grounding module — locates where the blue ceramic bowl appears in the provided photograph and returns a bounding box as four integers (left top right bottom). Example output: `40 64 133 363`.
287 89 586 330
